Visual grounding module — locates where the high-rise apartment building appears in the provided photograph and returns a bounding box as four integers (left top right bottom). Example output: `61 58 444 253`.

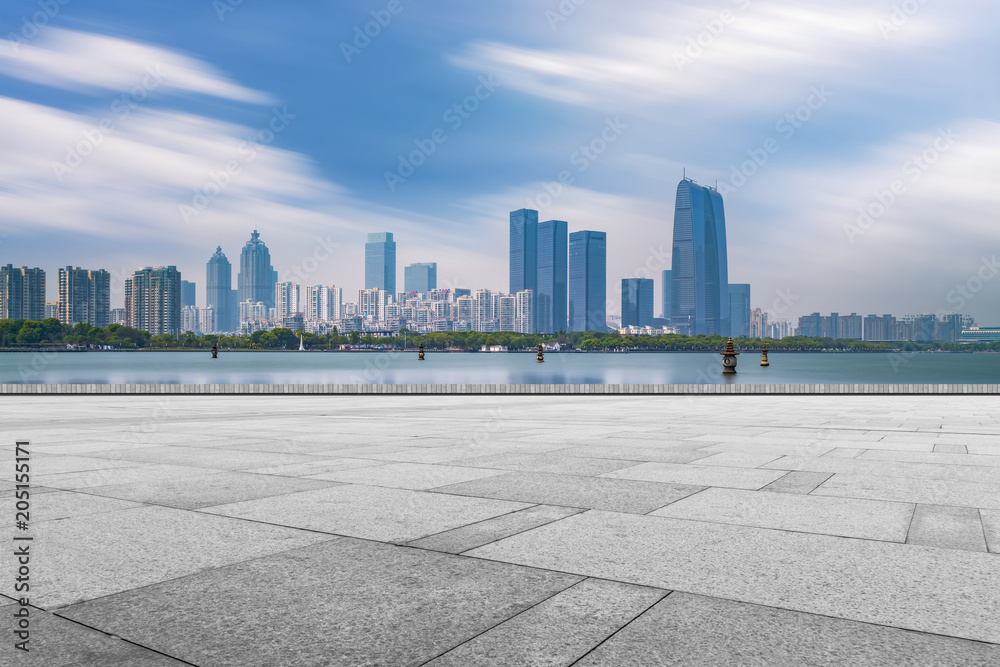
124 266 182 336
304 285 341 320
403 262 436 295
359 287 391 322
0 265 46 321
569 231 607 332
365 232 396 294
207 246 238 333
45 302 59 319
670 178 730 335
238 230 277 309
515 289 535 335
536 219 567 333
275 282 300 318
728 284 751 338
57 266 110 327
661 270 671 321
181 306 200 334
509 209 538 297
621 278 654 328
750 308 768 338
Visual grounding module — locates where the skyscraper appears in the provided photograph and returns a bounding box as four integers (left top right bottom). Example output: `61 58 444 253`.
661 269 671 321
238 230 277 309
509 209 538 296
728 284 751 338
58 267 110 327
0 265 45 321
124 266 182 336
568 231 607 332
670 178 730 335
365 232 396 295
206 246 237 333
181 280 196 307
404 262 437 295
537 219 567 333
621 278 654 327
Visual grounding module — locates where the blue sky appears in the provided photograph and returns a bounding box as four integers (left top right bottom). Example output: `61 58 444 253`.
1 0 998 322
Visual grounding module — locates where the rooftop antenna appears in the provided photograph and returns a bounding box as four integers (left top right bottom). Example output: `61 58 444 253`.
683 167 686 180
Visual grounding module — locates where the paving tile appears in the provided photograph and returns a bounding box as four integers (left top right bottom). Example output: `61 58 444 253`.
858 450 1000 468
305 462 507 490
34 464 222 490
86 445 323 470
425 578 667 666
821 447 866 459
934 444 968 454
202 484 530 542
906 504 987 552
764 455 1000 485
450 452 639 475
811 472 1000 509
433 472 704 514
760 471 832 494
602 462 787 490
574 591 1000 667
685 452 783 468
562 445 711 464
31 490 144 521
651 487 913 541
0 453 142 476
84 471 342 509
406 505 585 554
241 458 386 477
466 510 1000 644
58 538 581 667
0 506 333 609
0 608 189 666
981 509 1000 553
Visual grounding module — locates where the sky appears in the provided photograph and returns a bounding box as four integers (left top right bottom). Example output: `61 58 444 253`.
1 0 998 323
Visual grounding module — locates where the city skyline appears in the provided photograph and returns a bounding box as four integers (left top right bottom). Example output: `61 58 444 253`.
1 2 996 324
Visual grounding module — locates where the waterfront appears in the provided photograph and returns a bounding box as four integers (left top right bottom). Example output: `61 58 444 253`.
2 350 999 384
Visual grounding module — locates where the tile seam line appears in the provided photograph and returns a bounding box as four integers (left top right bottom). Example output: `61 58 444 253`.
42 612 203 667
566 589 674 666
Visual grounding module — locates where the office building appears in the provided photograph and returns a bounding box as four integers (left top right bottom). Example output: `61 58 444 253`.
124 266 182 336
181 280 196 307
728 284 751 338
238 230 278 309
670 178 730 335
206 246 238 333
275 282 300 318
537 219 567 333
621 278 654 328
365 232 396 294
661 270 671 321
509 209 538 297
569 231 607 332
57 266 110 327
403 263 436 295
0 265 46 321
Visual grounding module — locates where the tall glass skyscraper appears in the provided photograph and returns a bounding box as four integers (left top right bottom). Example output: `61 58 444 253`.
621 278 654 327
536 219 567 333
728 284 751 338
670 178 730 335
568 231 606 332
365 232 396 295
404 262 437 295
509 209 538 296
206 246 237 333
238 230 278 309
661 269 671 321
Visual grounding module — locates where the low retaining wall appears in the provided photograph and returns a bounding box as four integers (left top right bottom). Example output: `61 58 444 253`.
2 384 1000 395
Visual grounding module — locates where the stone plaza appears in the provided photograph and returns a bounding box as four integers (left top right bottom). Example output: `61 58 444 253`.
2 393 999 665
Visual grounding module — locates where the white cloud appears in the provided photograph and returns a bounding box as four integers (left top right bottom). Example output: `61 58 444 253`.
0 28 271 104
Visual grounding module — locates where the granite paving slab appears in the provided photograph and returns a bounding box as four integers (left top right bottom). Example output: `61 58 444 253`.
83 471 342 509
466 510 1000 644
651 487 913 541
602 462 787 490
764 455 1000 485
906 504 988 552
0 453 143 476
934 444 969 454
0 608 189 666
34 463 222 490
85 445 324 470
202 484 531 542
424 578 667 666
981 509 1000 553
30 490 144 521
432 472 704 514
305 462 507 490
760 471 833 494
561 445 711 464
450 451 640 475
58 537 582 667
858 450 1000 468
0 505 334 609
242 458 387 477
822 447 866 459
405 504 585 554
811 472 1000 509
686 452 783 468
574 591 1000 667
